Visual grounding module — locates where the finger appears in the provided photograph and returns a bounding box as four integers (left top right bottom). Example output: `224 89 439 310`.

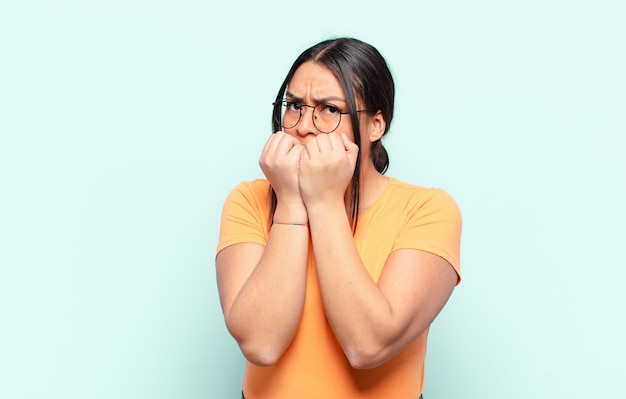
275 134 298 155
288 143 304 159
341 133 358 152
264 131 285 154
261 133 276 154
314 133 332 153
299 143 311 164
341 133 360 170
327 132 344 151
305 134 321 155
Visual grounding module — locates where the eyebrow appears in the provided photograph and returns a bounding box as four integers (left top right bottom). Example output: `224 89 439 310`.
286 91 346 104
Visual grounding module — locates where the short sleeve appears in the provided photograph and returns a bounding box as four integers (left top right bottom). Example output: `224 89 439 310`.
216 180 271 255
393 189 462 283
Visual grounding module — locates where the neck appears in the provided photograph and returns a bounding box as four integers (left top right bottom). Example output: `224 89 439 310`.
344 158 389 215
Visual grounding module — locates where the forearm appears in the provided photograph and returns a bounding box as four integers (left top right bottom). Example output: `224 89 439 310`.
226 204 309 365
307 202 396 367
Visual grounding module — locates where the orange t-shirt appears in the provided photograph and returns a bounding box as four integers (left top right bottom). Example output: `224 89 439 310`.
217 178 461 399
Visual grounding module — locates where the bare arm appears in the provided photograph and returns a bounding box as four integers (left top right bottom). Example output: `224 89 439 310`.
216 132 309 366
216 215 308 366
299 133 457 368
306 202 456 369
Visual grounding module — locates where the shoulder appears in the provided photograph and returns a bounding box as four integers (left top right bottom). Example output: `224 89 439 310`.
386 178 461 216
225 179 271 204
385 178 462 279
229 178 270 196
221 179 272 220
218 179 271 254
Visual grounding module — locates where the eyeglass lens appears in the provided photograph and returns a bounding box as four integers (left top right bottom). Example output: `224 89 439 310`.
281 102 342 133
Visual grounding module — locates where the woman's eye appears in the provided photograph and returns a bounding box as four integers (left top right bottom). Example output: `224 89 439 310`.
321 104 339 114
286 102 302 111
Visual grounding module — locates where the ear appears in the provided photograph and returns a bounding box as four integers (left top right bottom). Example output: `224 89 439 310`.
367 110 386 143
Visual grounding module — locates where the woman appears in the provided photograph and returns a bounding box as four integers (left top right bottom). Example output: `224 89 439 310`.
216 37 461 399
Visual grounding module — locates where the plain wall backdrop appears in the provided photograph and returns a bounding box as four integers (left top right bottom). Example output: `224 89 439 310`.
1 0 624 398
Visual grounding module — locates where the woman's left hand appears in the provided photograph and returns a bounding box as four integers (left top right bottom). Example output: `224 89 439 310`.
298 132 359 207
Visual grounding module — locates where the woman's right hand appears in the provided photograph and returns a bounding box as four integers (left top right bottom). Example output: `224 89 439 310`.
259 132 304 205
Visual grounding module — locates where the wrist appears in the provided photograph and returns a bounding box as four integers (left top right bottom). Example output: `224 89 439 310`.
305 199 347 221
272 221 309 227
274 201 308 225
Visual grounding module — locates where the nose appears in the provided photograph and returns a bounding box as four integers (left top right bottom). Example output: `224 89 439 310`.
295 106 318 137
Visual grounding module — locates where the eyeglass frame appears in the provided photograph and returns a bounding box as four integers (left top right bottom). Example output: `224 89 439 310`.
274 100 373 134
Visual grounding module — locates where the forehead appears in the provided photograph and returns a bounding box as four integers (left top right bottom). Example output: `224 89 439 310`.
287 61 344 99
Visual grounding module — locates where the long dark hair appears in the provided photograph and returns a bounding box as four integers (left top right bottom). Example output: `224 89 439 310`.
270 37 395 231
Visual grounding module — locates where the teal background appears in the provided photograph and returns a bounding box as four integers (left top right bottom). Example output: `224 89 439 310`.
1 0 624 398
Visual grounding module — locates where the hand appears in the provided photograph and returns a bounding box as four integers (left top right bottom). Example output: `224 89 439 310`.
299 133 359 207
259 132 304 204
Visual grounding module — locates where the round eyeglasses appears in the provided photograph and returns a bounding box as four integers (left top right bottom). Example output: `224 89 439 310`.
276 100 371 134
